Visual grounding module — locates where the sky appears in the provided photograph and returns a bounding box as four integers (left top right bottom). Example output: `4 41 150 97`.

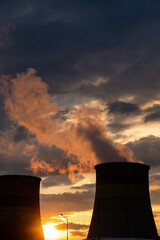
1 0 160 239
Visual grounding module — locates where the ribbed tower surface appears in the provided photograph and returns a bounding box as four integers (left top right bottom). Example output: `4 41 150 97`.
87 162 158 240
0 175 44 240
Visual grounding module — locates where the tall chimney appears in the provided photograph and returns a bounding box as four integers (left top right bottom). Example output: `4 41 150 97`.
87 162 158 240
0 175 44 240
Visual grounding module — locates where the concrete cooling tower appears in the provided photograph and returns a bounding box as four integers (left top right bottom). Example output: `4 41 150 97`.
87 162 158 240
0 175 44 240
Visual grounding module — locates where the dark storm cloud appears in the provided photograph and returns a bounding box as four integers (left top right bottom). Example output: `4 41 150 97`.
0 136 82 183
40 189 95 216
37 145 68 169
108 101 140 115
0 109 11 131
143 105 160 122
0 24 15 49
13 126 35 142
0 151 32 175
144 105 160 113
42 175 72 188
0 125 79 180
0 134 85 185
107 122 131 133
0 95 12 131
144 112 160 123
0 0 160 103
1 1 160 182
36 145 80 176
127 135 160 166
106 101 140 133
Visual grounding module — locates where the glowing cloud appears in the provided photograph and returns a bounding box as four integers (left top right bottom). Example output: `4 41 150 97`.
0 68 134 179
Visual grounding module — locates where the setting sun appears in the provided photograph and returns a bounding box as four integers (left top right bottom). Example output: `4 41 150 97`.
43 224 61 240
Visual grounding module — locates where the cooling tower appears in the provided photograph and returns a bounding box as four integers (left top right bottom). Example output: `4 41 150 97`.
87 162 158 240
0 175 44 240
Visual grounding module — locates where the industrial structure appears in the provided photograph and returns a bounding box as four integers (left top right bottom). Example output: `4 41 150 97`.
0 175 44 240
87 162 158 240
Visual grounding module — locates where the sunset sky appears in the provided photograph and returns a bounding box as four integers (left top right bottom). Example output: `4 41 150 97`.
1 1 160 239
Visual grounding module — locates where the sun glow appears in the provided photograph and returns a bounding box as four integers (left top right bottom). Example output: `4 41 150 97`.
43 223 61 239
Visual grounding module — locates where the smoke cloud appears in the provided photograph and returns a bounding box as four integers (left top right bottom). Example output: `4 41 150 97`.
0 68 134 179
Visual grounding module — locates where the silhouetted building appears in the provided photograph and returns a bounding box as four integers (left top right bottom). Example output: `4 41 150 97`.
0 175 44 240
87 162 158 240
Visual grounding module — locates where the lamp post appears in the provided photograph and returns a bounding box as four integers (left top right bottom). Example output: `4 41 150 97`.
60 213 68 240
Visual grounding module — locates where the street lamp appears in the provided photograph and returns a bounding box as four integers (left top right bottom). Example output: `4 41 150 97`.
60 213 68 240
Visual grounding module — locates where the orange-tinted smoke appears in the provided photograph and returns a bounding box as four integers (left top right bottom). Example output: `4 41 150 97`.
0 68 134 177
